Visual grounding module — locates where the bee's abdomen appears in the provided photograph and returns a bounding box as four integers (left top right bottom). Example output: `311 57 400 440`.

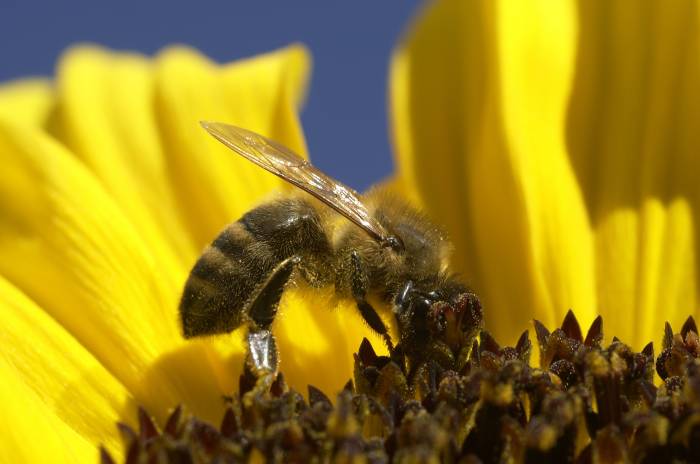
180 223 270 337
179 198 331 338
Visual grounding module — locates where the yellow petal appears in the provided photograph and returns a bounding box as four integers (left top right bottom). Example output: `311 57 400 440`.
51 46 195 278
0 117 223 424
274 289 388 395
154 45 310 249
49 43 310 280
391 0 594 344
0 276 130 460
566 1 700 346
393 0 700 349
0 357 96 463
0 78 54 126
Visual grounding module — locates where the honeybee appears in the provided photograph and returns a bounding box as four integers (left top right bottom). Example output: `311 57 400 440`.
179 122 481 377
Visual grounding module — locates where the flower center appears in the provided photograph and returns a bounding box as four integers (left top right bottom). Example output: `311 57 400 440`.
103 311 700 463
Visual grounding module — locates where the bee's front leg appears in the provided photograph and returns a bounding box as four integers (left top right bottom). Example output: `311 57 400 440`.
350 251 394 353
244 255 300 376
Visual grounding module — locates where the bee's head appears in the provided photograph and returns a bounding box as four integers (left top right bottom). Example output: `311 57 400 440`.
371 194 450 274
393 276 483 367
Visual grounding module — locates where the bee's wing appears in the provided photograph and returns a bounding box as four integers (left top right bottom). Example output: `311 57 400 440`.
201 121 390 243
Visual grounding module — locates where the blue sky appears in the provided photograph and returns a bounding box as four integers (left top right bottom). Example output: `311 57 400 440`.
0 1 424 191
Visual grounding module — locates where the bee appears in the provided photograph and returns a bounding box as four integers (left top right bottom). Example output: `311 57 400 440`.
179 122 482 378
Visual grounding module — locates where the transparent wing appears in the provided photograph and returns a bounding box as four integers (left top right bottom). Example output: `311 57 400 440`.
200 121 389 243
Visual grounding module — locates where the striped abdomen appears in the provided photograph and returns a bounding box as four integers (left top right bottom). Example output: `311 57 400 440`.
179 198 331 338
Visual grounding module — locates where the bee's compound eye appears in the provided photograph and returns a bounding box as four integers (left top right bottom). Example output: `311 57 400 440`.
383 235 404 253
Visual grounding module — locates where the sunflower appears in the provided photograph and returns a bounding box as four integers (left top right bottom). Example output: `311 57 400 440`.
1 0 698 461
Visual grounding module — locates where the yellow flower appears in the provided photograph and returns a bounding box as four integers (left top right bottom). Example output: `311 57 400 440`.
0 0 698 461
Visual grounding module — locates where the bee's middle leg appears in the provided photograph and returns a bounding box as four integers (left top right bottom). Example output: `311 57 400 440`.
245 255 300 376
350 251 394 352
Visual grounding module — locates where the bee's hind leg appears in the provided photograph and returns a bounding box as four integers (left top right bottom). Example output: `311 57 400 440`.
241 329 278 403
244 255 301 376
245 329 278 376
350 251 394 353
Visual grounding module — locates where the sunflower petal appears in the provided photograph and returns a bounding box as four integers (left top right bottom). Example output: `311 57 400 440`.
0 276 129 460
0 117 223 423
153 45 310 249
393 0 700 349
0 357 96 463
391 0 595 344
566 1 700 346
0 78 54 126
51 46 195 276
274 290 388 395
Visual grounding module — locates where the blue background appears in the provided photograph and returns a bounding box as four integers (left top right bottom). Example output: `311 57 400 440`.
0 1 424 192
